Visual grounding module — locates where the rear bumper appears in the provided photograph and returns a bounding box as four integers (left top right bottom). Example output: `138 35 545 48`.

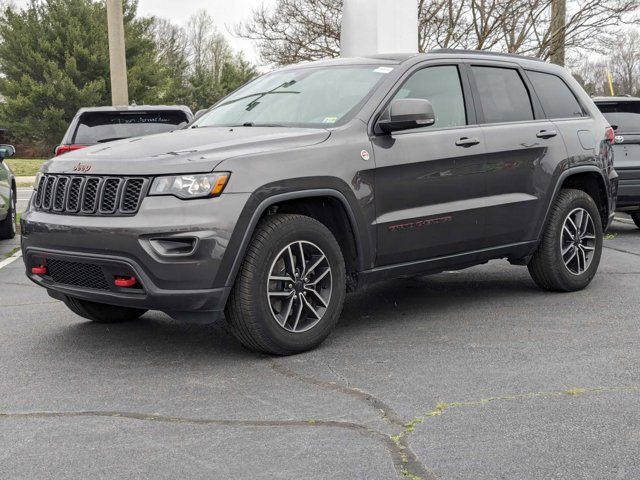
616 168 640 210
21 193 251 321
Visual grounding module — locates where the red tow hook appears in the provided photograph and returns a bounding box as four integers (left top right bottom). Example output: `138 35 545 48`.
114 276 137 288
32 265 47 275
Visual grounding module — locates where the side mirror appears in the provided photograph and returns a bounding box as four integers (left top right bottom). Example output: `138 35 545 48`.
0 144 15 161
377 98 436 134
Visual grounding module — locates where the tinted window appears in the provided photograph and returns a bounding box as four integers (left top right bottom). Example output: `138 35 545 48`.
596 101 640 133
196 66 388 128
74 111 189 144
393 66 466 129
527 71 584 119
472 66 533 123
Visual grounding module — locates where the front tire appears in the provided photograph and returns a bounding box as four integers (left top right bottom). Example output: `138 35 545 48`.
528 189 603 292
631 212 640 229
0 187 16 240
64 297 147 324
226 214 347 355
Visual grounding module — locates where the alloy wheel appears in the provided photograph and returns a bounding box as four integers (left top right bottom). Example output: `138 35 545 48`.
560 207 596 275
267 240 332 333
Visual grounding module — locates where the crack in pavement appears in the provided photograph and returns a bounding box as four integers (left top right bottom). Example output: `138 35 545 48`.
270 360 437 480
0 409 434 479
270 359 640 480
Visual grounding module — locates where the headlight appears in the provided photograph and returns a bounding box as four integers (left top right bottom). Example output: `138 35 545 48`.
149 173 230 199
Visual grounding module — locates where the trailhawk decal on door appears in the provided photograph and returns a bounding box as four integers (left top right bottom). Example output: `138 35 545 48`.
388 215 453 232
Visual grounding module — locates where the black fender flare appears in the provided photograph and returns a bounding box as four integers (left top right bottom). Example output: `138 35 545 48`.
217 188 370 290
538 165 612 242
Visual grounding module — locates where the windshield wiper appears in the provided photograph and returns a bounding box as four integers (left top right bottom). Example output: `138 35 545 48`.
97 137 128 143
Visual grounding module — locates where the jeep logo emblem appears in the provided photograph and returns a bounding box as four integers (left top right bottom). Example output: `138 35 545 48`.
73 163 92 173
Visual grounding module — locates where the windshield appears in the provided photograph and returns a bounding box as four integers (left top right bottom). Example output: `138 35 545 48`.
73 111 190 144
598 101 640 134
193 66 393 128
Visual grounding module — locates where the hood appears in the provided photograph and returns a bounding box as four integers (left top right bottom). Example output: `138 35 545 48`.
44 126 331 176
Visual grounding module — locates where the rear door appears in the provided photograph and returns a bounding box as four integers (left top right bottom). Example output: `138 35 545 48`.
371 62 487 266
468 62 569 247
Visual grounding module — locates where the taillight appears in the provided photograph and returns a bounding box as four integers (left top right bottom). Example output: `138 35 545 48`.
55 144 87 156
605 127 615 144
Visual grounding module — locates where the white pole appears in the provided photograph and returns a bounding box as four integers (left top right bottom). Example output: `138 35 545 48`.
106 0 129 106
341 0 419 58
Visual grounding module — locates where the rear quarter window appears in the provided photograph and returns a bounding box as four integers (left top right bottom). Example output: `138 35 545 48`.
73 111 189 144
526 70 585 119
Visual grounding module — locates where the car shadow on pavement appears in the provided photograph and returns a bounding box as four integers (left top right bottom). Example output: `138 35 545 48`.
44 266 543 360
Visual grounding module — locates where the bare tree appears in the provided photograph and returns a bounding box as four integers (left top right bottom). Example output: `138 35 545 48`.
239 0 638 65
607 30 640 95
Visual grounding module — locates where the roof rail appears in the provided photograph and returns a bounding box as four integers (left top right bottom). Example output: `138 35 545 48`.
429 48 546 63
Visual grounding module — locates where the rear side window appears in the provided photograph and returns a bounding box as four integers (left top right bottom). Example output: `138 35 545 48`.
393 65 467 129
596 101 640 134
73 111 189 144
471 66 533 123
527 71 584 119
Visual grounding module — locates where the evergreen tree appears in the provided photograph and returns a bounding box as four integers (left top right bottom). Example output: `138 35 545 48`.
0 0 167 154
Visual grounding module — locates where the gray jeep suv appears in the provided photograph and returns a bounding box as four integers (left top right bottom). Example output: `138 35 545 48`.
22 50 617 354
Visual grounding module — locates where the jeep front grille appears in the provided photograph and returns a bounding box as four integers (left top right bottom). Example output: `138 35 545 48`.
33 175 149 216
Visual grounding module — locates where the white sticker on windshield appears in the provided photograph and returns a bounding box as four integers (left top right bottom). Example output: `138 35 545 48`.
374 67 394 74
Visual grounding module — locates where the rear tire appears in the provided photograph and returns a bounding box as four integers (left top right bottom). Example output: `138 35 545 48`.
226 214 346 355
64 297 147 324
528 189 603 292
631 212 640 229
0 187 16 240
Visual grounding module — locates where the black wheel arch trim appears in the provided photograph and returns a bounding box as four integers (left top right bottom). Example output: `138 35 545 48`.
538 165 612 242
216 181 372 292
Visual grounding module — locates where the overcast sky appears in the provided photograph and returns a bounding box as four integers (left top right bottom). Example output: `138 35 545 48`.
134 0 276 62
13 0 276 63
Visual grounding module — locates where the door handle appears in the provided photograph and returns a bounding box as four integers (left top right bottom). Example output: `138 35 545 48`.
455 137 480 148
536 130 558 139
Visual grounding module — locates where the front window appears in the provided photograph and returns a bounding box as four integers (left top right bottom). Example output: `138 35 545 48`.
193 66 392 128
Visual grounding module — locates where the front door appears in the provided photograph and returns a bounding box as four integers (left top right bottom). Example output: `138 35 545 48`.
371 64 486 266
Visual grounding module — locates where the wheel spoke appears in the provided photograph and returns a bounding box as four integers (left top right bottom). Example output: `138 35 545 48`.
309 267 330 286
566 216 579 236
297 242 306 274
292 298 304 331
279 295 295 327
561 243 574 256
269 275 294 283
305 287 328 308
285 246 296 276
564 249 577 266
301 294 321 320
269 291 293 298
306 254 326 277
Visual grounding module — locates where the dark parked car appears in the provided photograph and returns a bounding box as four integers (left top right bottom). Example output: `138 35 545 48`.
594 96 640 228
22 50 617 354
54 105 193 156
0 144 17 240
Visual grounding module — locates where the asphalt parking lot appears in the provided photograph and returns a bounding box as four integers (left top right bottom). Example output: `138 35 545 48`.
1 218 639 479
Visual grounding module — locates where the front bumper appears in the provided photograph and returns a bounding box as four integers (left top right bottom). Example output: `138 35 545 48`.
21 193 250 321
616 168 640 210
